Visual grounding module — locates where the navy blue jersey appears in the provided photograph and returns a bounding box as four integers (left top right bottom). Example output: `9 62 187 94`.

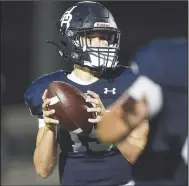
132 38 187 88
126 39 188 185
24 68 133 186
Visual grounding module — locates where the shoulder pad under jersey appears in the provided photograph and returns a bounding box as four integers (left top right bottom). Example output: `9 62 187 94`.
24 70 68 117
132 38 187 87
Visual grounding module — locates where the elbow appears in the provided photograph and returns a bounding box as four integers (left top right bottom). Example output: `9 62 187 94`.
34 159 56 179
35 168 51 179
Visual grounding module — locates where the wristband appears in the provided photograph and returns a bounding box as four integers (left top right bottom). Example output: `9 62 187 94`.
38 118 55 130
38 118 45 128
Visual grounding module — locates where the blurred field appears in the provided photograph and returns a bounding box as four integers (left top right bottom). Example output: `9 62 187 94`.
1 104 59 185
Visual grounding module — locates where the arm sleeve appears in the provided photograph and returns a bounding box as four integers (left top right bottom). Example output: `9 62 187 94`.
24 84 44 118
24 71 64 118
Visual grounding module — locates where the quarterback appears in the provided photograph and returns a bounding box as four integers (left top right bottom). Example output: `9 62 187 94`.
24 1 149 186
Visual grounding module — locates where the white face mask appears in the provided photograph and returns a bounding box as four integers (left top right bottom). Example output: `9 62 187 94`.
83 46 118 68
75 36 118 68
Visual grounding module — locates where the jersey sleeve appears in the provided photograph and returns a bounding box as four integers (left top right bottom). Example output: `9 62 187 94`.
24 71 64 118
24 80 45 118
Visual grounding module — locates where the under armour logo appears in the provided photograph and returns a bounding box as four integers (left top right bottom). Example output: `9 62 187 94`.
104 88 116 95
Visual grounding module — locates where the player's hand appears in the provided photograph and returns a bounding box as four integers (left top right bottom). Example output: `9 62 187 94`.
42 89 59 125
86 90 105 124
96 90 147 144
122 96 147 128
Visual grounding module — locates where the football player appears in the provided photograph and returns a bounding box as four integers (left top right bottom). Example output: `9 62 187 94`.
24 1 149 186
97 38 188 185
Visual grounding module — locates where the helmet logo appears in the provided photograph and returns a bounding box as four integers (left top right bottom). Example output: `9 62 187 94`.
94 22 112 28
60 6 77 29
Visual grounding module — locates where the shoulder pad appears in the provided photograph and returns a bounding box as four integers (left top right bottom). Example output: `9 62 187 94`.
114 67 136 88
133 39 187 87
102 66 127 80
115 66 132 79
113 66 128 78
24 70 66 117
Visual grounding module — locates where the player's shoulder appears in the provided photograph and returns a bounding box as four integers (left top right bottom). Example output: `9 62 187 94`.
24 70 69 116
163 38 188 88
24 70 67 99
112 66 131 78
115 66 134 79
107 66 135 89
134 38 187 64
133 39 167 66
100 66 131 86
132 38 188 86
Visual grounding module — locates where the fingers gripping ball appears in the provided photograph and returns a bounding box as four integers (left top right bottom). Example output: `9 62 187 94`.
46 81 96 135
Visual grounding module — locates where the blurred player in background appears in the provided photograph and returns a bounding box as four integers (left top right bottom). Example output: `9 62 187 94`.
97 38 188 186
24 1 149 186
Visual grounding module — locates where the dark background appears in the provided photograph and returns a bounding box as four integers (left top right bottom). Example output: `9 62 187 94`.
1 1 188 185
1 1 187 105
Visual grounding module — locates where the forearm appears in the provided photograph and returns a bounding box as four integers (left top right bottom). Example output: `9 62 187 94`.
116 121 149 165
34 126 57 178
97 105 132 144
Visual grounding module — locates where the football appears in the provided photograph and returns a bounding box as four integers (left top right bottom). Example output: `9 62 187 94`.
46 81 96 135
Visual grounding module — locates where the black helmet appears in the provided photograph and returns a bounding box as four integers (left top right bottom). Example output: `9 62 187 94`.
49 1 121 72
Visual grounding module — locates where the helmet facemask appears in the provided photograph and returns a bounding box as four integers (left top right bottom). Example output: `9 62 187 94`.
67 28 121 72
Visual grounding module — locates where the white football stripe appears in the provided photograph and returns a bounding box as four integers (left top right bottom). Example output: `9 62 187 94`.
72 128 83 134
49 96 60 105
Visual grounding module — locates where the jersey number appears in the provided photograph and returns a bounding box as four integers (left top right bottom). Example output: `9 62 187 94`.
70 133 111 152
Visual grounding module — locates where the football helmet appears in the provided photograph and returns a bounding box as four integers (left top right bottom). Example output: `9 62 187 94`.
49 1 121 72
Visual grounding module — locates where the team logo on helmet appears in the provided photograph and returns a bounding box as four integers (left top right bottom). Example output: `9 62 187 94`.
60 6 77 29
